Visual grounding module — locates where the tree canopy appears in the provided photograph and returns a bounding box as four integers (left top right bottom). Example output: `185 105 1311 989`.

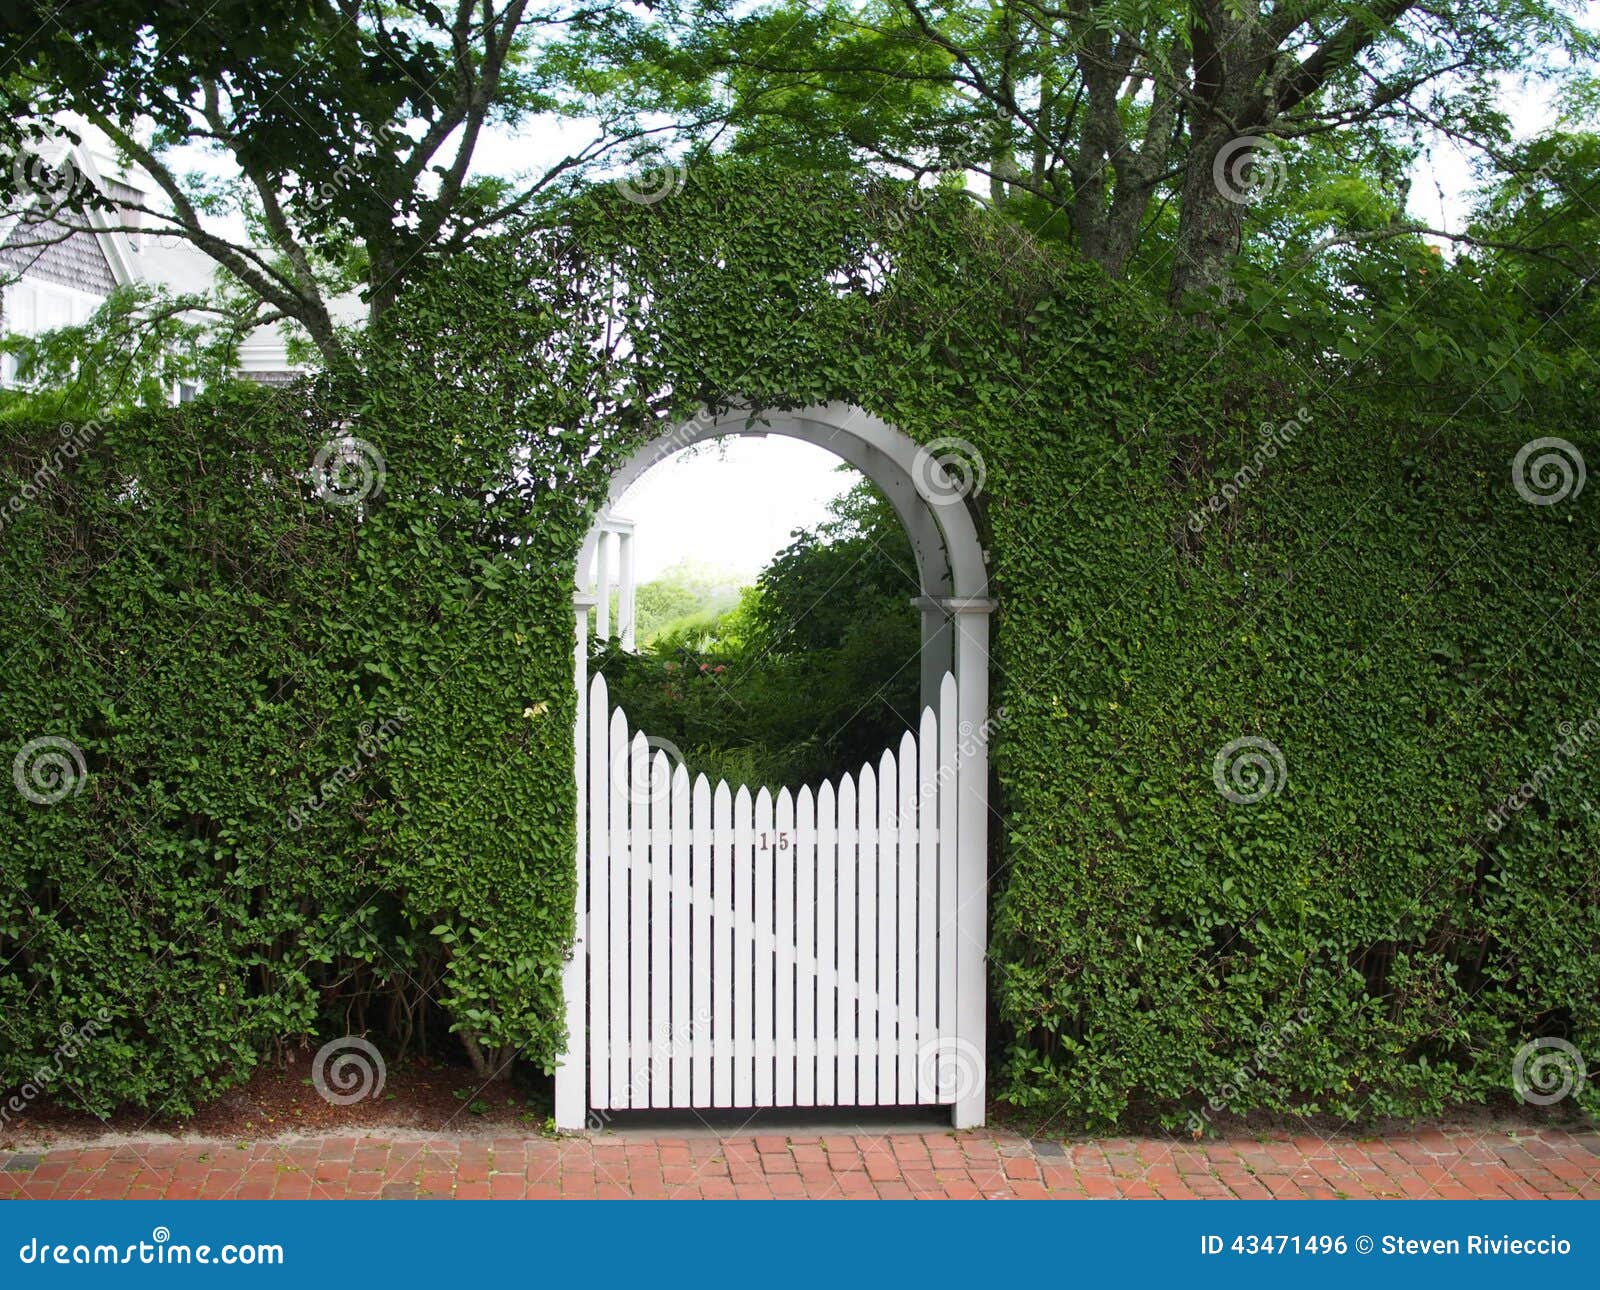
0 0 702 362
644 2 1593 300
4 1 1595 365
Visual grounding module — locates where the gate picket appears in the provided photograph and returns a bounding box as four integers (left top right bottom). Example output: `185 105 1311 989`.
691 773 712 1105
579 673 970 1117
607 708 630 1105
815 780 838 1105
876 746 897 1103
916 702 938 1103
775 787 796 1106
733 785 754 1106
856 761 877 1103
896 728 918 1102
753 788 775 1105
670 763 691 1107
712 780 733 1107
628 732 650 1105
649 749 670 1107
588 676 611 1110
794 785 816 1106
835 772 857 1104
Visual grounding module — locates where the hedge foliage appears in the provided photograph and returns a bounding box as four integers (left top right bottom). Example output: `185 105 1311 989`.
0 298 610 1108
2 160 1596 1126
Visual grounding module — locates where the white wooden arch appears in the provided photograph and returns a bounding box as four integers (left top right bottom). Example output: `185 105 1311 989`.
556 402 994 1129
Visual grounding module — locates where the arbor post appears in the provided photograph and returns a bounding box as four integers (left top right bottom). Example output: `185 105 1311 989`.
948 596 995 1129
554 591 598 1132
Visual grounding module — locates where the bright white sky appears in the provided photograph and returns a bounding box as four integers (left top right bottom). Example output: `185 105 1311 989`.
612 438 859 582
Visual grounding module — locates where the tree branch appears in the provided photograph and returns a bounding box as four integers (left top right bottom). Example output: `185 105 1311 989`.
1274 0 1417 115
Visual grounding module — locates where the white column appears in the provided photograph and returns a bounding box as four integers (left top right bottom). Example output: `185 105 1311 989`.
554 593 598 1131
950 598 995 1129
594 530 612 641
617 529 636 650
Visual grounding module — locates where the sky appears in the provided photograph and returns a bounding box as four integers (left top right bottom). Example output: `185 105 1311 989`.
611 438 860 583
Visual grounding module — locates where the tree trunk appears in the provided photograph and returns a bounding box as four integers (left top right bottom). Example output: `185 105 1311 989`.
460 1031 518 1082
366 244 403 334
1166 2 1275 307
1167 124 1250 306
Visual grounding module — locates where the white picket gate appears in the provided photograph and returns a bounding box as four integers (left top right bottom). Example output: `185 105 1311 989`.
573 669 977 1113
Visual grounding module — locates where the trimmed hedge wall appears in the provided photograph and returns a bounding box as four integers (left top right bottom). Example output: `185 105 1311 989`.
0 374 594 1112
2 160 1595 1126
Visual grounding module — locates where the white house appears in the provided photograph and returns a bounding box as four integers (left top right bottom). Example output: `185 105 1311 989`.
0 121 308 394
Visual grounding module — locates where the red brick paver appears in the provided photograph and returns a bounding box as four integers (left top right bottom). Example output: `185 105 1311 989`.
2 1128 1595 1200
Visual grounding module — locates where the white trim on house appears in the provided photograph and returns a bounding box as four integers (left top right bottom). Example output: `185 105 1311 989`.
586 514 638 649
1 119 316 390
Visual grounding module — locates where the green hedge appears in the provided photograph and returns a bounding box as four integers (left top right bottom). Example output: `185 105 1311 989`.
2 160 1595 1126
0 366 595 1111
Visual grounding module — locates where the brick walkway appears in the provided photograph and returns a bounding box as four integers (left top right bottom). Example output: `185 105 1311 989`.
3 1127 1597 1199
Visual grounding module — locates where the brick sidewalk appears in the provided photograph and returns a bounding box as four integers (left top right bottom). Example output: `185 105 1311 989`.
3 1127 1597 1199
